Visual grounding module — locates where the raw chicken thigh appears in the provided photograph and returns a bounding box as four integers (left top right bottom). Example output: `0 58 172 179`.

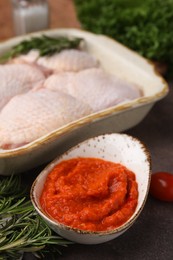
36 49 99 72
44 68 141 112
0 63 45 110
11 50 40 64
0 88 92 149
10 50 52 77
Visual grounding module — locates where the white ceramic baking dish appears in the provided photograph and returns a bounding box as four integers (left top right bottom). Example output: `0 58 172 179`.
0 28 168 175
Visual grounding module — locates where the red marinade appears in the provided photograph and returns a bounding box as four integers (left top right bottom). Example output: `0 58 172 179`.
40 157 138 231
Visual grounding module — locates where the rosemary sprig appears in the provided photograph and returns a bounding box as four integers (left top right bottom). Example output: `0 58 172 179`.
0 197 32 217
0 175 24 198
0 176 72 260
0 35 83 62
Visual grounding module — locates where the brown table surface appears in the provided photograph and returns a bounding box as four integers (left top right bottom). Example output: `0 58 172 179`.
0 1 173 260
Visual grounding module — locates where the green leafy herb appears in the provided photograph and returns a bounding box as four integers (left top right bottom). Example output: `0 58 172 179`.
74 0 173 75
0 35 83 62
0 175 72 260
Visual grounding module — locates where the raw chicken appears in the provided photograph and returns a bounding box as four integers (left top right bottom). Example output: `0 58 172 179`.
0 46 142 150
44 68 142 112
10 50 52 77
0 63 45 110
0 88 93 149
36 49 99 72
11 49 99 75
11 50 40 64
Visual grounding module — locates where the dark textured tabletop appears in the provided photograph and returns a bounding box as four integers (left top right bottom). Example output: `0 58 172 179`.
23 81 173 260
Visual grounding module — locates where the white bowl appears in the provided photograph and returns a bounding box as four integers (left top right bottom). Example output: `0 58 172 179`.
30 133 151 244
0 28 167 175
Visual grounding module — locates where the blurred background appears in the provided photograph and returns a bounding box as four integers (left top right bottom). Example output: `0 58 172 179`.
1 0 172 76
0 0 80 40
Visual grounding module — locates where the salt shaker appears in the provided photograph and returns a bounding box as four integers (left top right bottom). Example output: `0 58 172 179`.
11 0 49 35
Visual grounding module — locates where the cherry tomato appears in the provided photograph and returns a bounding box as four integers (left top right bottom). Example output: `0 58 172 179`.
150 172 173 202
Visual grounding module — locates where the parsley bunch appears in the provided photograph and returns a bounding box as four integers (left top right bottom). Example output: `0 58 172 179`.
75 0 173 75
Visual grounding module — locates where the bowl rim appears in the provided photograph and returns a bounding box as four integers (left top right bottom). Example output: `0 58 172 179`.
30 133 151 236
